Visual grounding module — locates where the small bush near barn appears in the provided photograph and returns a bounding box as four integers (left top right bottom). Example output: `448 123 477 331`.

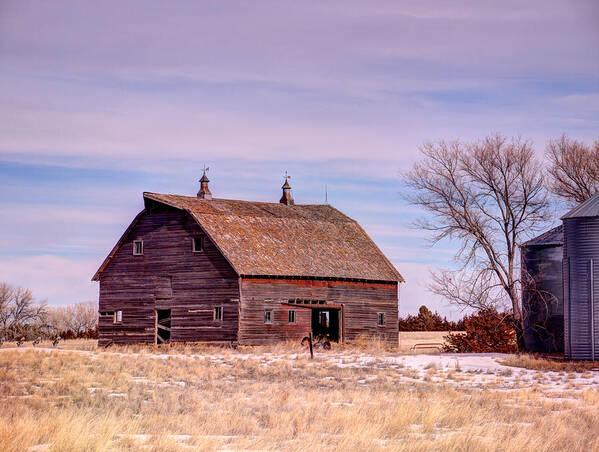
443 308 518 353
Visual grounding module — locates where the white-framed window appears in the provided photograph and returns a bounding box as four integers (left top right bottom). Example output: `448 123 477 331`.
377 312 384 326
133 240 143 255
192 236 204 253
264 310 272 324
114 310 123 324
214 306 223 321
288 310 296 323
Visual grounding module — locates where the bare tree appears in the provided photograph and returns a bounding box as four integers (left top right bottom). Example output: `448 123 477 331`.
0 282 48 339
546 135 599 204
47 301 98 335
9 287 47 338
402 134 550 350
0 282 12 337
72 302 98 333
64 301 97 334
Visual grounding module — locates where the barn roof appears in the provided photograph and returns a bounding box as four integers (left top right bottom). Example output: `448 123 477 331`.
561 191 599 219
139 192 404 283
522 225 563 247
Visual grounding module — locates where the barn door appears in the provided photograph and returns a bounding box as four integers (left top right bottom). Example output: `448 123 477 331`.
156 309 171 344
311 309 340 342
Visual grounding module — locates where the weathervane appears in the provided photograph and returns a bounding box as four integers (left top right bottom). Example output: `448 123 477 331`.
283 170 291 181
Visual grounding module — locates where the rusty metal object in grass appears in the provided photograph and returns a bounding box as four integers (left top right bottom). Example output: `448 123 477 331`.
33 337 41 347
301 334 314 358
301 333 331 357
52 336 61 348
16 337 25 347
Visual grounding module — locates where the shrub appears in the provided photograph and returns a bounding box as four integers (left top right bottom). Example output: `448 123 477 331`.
55 326 98 340
443 308 517 353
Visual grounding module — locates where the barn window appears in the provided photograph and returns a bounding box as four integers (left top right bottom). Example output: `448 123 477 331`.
288 310 296 323
133 240 143 255
214 306 223 321
100 311 114 317
192 236 204 252
264 310 272 324
114 310 123 323
377 312 384 326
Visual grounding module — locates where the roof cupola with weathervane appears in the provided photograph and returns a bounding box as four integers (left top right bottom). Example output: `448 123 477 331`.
279 172 294 205
197 167 212 200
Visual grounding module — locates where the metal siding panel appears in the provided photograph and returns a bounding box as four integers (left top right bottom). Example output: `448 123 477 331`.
571 259 591 360
562 257 572 359
593 259 599 360
564 217 599 361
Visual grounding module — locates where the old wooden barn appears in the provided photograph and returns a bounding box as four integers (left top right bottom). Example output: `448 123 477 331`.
92 173 404 346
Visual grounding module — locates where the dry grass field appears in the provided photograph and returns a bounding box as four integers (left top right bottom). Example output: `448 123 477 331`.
1 340 599 451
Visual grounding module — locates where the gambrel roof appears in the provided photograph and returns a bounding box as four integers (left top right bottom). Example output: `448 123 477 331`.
93 192 404 283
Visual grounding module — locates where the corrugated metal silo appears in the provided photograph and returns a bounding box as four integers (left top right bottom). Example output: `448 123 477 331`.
562 192 599 361
521 226 564 353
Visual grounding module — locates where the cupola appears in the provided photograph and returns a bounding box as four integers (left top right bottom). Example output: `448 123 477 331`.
197 167 212 200
279 174 294 205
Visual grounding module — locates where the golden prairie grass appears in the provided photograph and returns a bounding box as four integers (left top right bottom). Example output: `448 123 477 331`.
1 333 450 356
0 343 598 451
500 354 599 373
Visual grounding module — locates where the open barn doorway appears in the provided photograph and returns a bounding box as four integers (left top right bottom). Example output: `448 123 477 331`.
311 308 340 342
155 309 171 344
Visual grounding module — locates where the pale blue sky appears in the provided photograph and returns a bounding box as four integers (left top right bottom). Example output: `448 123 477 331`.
1 1 598 317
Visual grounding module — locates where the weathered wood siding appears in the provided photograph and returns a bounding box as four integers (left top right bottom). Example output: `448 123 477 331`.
238 278 398 345
98 206 239 345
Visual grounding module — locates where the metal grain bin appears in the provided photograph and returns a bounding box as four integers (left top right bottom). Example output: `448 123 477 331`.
521 226 564 353
562 192 599 361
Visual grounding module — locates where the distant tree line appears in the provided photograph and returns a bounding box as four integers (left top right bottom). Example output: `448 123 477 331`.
398 305 464 331
47 301 98 339
0 282 97 341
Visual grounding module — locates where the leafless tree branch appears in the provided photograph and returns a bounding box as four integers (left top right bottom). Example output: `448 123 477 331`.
546 135 599 204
